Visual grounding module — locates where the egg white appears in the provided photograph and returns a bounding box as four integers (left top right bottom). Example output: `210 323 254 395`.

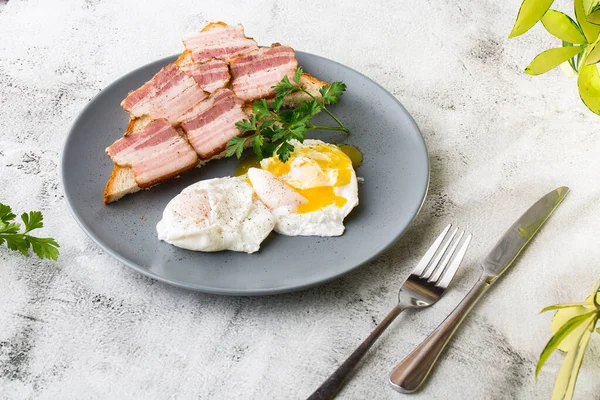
156 176 275 253
248 139 359 237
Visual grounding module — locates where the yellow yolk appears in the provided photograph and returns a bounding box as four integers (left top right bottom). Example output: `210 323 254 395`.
234 155 261 176
337 144 363 169
261 143 353 214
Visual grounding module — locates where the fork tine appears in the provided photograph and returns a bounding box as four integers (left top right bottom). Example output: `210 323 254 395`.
428 230 464 283
412 224 452 276
436 233 472 289
421 227 458 280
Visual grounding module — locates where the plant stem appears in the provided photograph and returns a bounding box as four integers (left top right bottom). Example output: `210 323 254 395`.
321 108 348 132
308 125 350 133
299 88 348 132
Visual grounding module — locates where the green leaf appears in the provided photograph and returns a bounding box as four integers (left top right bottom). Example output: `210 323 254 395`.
578 63 600 114
319 82 347 105
551 300 597 352
3 234 29 256
583 0 600 24
542 10 588 44
577 0 600 42
273 94 285 113
536 311 596 378
272 75 298 98
278 109 294 124
541 302 591 313
21 211 43 233
296 99 322 118
252 99 272 121
276 141 295 162
0 221 20 234
225 136 247 159
261 142 276 159
563 41 580 73
252 135 264 161
287 125 306 142
585 37 600 64
270 126 287 142
0 203 16 223
509 0 554 38
597 328 600 334
27 236 60 261
525 46 586 75
235 117 257 134
293 66 303 85
552 321 595 400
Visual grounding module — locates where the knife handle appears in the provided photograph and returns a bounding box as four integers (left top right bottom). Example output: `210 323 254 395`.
389 276 490 393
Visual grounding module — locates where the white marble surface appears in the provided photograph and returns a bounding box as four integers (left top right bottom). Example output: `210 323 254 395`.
1 0 599 398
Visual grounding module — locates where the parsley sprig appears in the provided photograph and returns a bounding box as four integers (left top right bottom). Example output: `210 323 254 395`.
226 67 349 162
0 202 59 260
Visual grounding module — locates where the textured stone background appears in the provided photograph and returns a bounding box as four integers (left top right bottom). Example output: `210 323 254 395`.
1 0 599 399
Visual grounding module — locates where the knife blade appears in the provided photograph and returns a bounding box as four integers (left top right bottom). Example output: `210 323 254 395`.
482 186 569 280
389 186 569 393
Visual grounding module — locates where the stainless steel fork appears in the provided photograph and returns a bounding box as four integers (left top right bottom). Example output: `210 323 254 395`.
306 224 472 400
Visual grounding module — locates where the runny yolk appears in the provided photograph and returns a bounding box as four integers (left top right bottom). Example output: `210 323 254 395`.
261 143 353 214
295 186 346 213
234 155 261 177
337 144 363 169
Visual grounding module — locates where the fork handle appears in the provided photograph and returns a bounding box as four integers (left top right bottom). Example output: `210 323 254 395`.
389 276 490 393
307 305 405 400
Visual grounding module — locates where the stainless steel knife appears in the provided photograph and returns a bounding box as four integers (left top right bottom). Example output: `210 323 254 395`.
388 186 570 393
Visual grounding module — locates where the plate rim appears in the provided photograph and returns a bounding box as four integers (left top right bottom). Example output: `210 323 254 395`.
60 51 430 296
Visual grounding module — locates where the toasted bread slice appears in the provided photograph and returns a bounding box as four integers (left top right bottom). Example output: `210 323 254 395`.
104 73 327 204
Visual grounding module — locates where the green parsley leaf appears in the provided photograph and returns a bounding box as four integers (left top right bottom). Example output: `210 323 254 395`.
276 141 295 163
21 211 44 233
272 94 285 113
0 221 20 234
226 68 349 162
272 75 299 98
278 109 295 124
293 66 303 85
225 136 247 159
319 81 347 105
287 125 306 142
261 142 276 159
0 203 16 223
253 99 272 121
270 126 287 142
28 236 60 261
235 117 257 134
252 135 264 161
0 203 59 260
4 234 29 256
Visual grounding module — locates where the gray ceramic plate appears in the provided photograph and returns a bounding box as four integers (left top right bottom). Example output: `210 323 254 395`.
61 52 429 295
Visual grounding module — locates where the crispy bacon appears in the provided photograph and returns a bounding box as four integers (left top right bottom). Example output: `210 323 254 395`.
178 88 248 159
121 64 207 124
106 119 198 187
229 45 298 102
183 22 258 63
180 59 231 93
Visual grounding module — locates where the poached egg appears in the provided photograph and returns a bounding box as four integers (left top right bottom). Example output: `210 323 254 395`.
156 176 275 253
247 139 359 236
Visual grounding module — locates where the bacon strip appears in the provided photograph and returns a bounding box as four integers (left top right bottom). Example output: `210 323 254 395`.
179 88 248 159
121 64 207 124
180 59 231 93
183 22 258 63
230 45 298 102
106 119 198 188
